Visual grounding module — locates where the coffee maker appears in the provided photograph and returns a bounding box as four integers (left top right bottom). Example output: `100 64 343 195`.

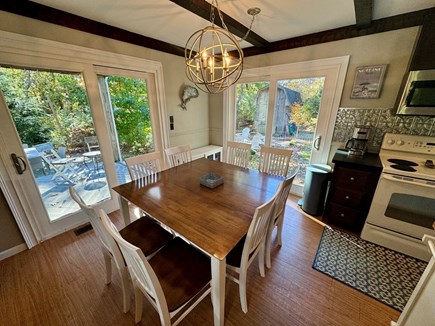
345 126 371 156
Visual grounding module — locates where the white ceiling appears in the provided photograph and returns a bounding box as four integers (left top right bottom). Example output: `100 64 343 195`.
30 0 435 48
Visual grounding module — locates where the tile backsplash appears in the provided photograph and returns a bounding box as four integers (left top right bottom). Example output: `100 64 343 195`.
332 108 435 152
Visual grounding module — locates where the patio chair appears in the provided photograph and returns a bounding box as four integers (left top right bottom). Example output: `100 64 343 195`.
165 144 192 168
265 166 299 269
84 135 99 152
226 186 279 313
69 187 173 313
99 209 212 325
258 146 293 177
225 141 251 168
34 142 77 183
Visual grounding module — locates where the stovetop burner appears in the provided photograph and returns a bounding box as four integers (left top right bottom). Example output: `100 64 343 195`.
387 159 418 166
390 164 417 172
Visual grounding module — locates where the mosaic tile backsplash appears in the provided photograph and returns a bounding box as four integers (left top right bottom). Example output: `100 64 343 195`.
332 108 435 152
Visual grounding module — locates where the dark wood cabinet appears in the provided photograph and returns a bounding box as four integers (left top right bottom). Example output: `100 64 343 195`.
323 151 382 233
410 10 435 71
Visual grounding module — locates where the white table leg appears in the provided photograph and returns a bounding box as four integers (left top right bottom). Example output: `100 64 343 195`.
211 257 225 326
118 195 130 226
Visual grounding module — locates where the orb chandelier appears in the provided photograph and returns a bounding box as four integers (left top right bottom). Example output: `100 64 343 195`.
185 0 260 94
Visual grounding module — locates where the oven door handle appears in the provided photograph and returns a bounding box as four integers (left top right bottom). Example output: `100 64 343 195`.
382 173 435 189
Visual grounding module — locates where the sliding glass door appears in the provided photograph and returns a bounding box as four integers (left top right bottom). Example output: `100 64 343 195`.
0 31 168 244
227 57 349 195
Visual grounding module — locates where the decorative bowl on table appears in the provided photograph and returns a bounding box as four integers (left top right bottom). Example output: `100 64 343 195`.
200 173 224 188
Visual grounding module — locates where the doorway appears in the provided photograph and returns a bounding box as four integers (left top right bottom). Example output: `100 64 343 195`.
0 31 168 245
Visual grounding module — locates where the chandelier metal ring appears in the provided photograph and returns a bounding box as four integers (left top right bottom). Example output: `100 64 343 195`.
185 26 243 94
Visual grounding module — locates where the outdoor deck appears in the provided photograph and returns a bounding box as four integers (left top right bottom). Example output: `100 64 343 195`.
34 161 130 221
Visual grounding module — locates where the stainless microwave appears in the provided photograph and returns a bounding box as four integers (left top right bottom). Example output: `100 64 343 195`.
397 69 435 116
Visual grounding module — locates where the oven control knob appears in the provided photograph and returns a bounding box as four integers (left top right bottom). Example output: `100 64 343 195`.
387 139 395 145
396 140 404 146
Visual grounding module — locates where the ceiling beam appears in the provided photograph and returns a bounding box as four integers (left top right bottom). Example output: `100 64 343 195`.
354 0 373 28
0 0 186 57
243 7 434 57
169 0 269 48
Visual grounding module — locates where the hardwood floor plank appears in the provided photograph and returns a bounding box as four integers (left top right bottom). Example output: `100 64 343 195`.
0 197 401 325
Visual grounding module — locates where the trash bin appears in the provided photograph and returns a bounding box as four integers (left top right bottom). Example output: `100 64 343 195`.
300 164 332 216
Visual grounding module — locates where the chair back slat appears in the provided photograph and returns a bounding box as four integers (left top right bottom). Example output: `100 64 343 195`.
69 187 125 270
258 146 293 177
125 151 162 181
272 167 299 223
165 144 192 168
225 141 251 168
240 191 277 269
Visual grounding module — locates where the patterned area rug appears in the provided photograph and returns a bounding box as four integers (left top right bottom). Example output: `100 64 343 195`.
312 227 427 311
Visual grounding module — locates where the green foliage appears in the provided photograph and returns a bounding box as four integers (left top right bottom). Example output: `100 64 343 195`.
0 69 153 158
278 78 324 131
235 82 269 130
107 76 153 157
0 67 93 149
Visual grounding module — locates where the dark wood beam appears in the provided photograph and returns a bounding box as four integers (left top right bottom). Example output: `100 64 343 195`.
354 0 373 28
243 7 434 57
169 0 269 48
0 0 185 57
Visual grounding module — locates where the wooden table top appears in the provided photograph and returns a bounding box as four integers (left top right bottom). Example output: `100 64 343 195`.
113 158 283 260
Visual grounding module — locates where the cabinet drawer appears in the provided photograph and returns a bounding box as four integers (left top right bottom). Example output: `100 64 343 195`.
329 187 365 207
333 167 371 187
324 203 361 230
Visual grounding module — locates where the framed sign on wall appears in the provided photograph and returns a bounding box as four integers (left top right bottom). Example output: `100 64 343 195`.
350 64 388 99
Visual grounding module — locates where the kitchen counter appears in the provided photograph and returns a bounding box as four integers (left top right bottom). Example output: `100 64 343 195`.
333 149 383 170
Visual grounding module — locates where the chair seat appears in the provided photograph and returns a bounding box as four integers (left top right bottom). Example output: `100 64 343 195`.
226 235 256 268
149 237 211 312
120 216 173 257
51 157 75 165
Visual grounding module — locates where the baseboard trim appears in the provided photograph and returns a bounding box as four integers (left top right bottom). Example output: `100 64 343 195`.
0 243 27 261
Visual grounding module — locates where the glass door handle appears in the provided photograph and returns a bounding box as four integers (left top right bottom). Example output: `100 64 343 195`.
313 135 321 150
11 153 27 174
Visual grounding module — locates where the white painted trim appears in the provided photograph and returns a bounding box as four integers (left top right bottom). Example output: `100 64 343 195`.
0 243 27 261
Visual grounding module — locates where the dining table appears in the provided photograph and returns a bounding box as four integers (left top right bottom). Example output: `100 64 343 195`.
112 158 283 325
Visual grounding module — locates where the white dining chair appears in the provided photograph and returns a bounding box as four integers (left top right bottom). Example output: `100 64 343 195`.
258 146 293 177
125 151 162 180
265 166 299 269
165 144 192 168
226 187 279 313
69 187 173 313
225 141 251 168
99 209 212 325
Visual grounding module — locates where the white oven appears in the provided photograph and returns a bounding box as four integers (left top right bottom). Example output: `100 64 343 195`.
361 133 435 261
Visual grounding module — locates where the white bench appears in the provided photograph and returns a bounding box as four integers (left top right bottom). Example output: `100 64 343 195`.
191 145 223 161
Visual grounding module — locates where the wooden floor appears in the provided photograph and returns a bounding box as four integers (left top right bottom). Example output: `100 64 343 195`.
0 195 400 325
